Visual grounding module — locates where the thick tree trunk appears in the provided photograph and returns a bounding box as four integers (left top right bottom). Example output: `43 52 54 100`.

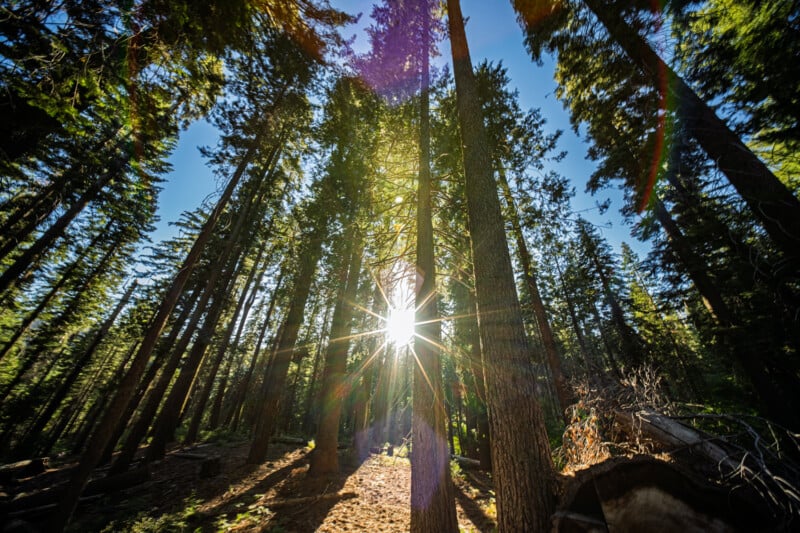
353 283 386 459
309 232 364 476
447 1 555 529
410 25 458 528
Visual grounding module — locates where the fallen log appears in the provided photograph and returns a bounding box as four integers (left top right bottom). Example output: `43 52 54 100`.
613 409 737 470
1 464 151 515
171 452 209 461
452 455 482 471
271 436 307 445
6 494 103 519
0 459 47 483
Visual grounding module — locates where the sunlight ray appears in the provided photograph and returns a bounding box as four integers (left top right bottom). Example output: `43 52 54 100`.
412 332 451 358
345 339 389 387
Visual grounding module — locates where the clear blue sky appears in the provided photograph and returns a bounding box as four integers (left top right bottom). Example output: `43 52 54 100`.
153 0 644 257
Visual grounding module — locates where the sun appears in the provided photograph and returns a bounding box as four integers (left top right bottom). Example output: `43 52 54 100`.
386 307 415 346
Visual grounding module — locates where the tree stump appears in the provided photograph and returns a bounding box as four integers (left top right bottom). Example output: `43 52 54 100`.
554 456 777 532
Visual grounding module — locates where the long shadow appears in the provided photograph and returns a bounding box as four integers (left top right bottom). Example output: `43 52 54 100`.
197 448 313 520
455 483 496 533
255 451 362 533
63 445 359 532
66 442 312 531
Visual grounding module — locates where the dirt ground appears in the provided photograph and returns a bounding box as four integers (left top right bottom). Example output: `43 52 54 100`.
51 438 498 532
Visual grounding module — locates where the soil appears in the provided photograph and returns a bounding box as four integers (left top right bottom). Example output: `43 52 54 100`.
6 438 498 532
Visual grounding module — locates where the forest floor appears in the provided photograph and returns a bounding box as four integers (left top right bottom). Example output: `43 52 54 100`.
51 438 498 532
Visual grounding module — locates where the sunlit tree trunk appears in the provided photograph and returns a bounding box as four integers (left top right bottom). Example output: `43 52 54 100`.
447 0 554 529
411 12 458 527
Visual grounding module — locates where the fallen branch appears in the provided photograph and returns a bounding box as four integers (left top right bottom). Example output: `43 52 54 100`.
6 494 103 519
171 452 209 460
614 409 737 470
452 455 482 471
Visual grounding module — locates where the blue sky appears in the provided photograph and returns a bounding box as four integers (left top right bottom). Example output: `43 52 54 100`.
153 0 644 257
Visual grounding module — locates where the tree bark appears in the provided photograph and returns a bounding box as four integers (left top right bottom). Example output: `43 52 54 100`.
447 1 555 529
410 18 458 527
247 229 325 464
309 232 364 476
228 270 284 432
497 166 571 422
184 236 268 444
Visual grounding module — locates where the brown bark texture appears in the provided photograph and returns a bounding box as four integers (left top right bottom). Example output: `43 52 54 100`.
447 0 555 530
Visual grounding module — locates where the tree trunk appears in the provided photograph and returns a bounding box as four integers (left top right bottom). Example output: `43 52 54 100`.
0 227 107 362
464 290 491 471
228 270 284 432
0 158 125 296
554 258 596 374
653 197 800 429
247 229 325 464
12 281 136 457
410 20 458 527
447 1 554 529
497 166 571 422
309 232 364 476
583 235 644 367
184 237 269 444
145 237 249 461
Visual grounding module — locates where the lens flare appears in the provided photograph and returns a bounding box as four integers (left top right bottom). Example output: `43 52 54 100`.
386 307 415 346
